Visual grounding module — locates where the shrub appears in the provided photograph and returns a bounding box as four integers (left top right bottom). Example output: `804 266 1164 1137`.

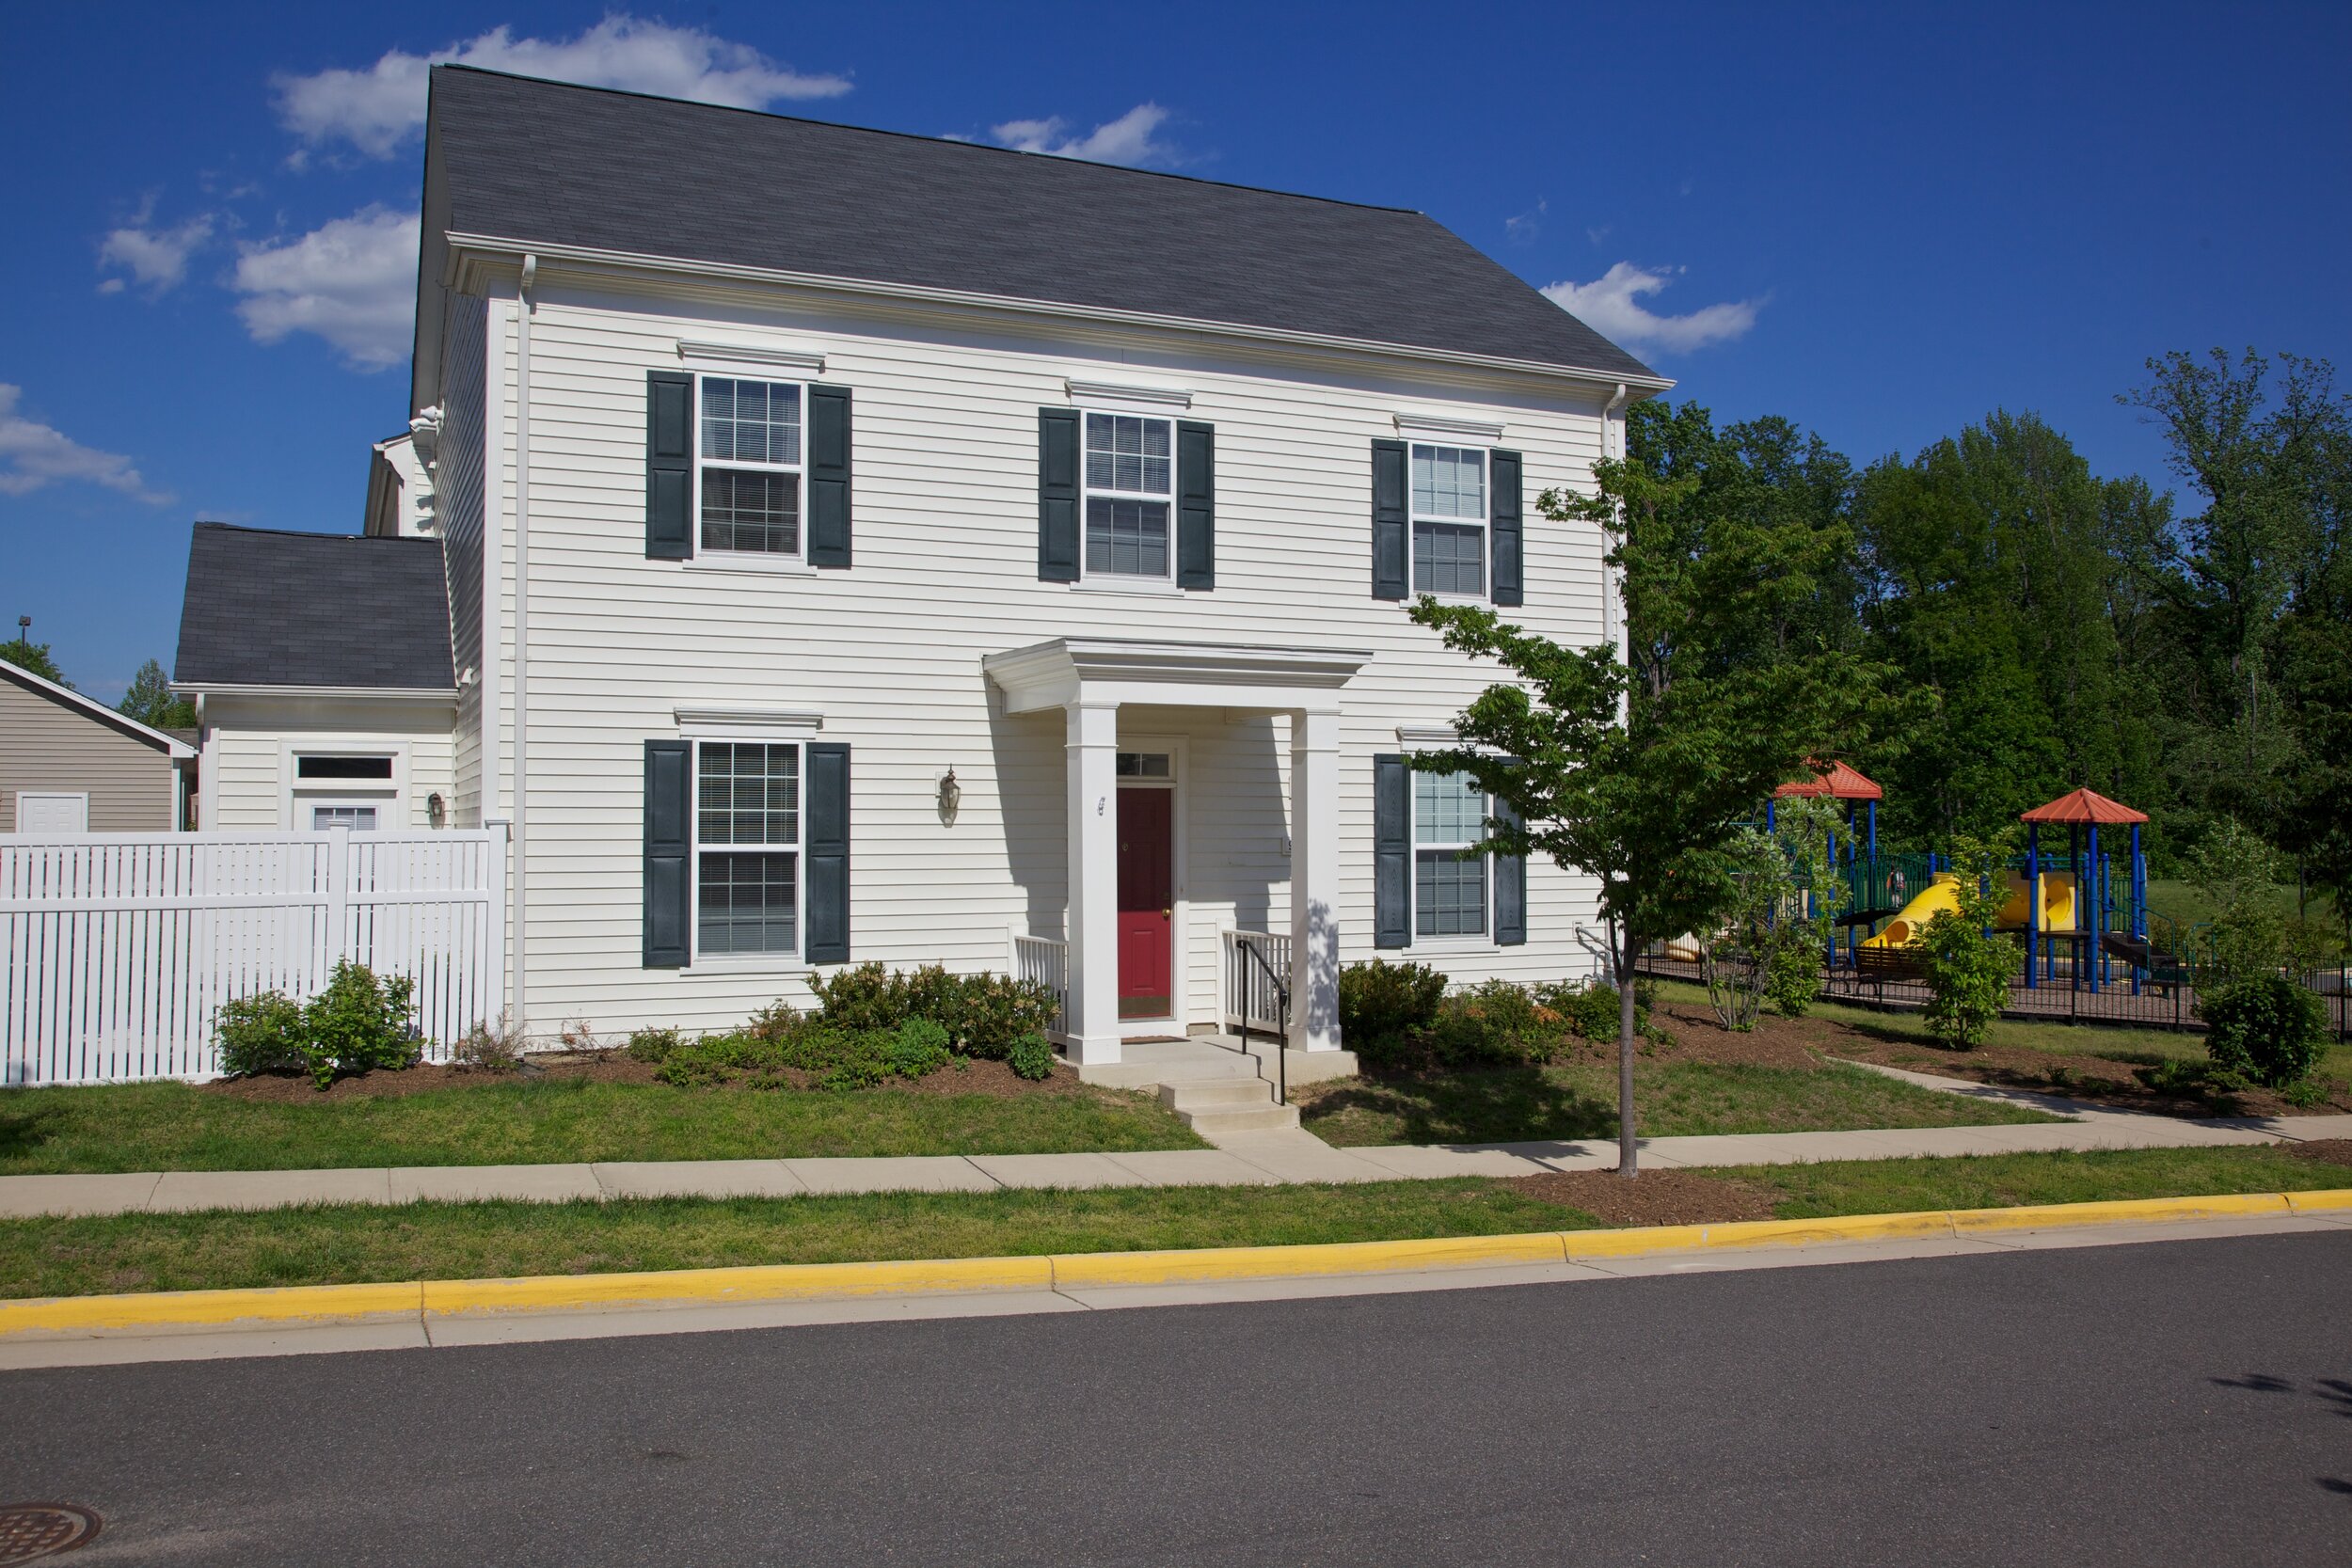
951 973 1061 1059
626 1026 685 1065
453 1012 526 1073
807 964 1059 1058
301 961 420 1087
215 990 306 1077
1008 1031 1055 1081
1764 938 1824 1019
1534 979 1667 1047
1338 959 1448 1046
2200 975 2327 1088
887 1017 953 1079
806 962 903 1031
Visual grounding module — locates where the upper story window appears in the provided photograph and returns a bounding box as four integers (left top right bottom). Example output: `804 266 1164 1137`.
1411 444 1487 596
699 377 803 558
1085 413 1173 579
1414 770 1489 939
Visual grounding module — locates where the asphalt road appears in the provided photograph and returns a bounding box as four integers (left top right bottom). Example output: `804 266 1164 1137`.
7 1232 2351 1566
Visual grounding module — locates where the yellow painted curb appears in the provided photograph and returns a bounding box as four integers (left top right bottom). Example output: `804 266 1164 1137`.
1948 1192 2292 1234
420 1254 1053 1319
5 1189 2346 1339
1050 1230 1568 1289
0 1279 422 1337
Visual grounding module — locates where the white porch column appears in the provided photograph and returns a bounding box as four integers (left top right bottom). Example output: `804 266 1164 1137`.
1289 708 1342 1052
1064 700 1122 1064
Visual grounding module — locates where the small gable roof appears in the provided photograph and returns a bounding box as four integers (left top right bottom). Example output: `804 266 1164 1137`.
2019 787 2148 826
417 67 1661 404
1773 761 1883 800
175 524 453 691
0 658 193 757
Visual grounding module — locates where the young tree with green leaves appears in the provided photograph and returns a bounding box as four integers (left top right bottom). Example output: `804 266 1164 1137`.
1407 440 1893 1175
1916 832 2019 1049
118 658 196 729
0 636 70 688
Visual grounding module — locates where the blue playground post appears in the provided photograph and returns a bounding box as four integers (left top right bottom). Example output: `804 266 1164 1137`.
1867 799 1878 860
2088 819 2102 993
2131 821 2144 995
2025 822 2040 989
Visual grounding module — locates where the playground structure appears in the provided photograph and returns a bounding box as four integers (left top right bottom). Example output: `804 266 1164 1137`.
1766 766 2171 996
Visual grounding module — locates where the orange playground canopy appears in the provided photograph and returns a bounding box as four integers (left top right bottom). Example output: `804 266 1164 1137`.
1772 761 1883 801
2018 787 2148 826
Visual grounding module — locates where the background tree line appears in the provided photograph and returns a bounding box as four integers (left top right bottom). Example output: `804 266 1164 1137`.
1623 347 2351 921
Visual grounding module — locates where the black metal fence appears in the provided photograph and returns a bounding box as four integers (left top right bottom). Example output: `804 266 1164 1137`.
1637 949 2352 1041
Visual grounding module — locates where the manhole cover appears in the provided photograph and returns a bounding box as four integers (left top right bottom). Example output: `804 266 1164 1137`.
0 1505 100 1562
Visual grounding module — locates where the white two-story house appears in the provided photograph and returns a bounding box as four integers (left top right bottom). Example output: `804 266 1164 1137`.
173 65 1668 1066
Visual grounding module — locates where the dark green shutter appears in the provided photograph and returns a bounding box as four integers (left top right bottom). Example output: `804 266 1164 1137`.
1375 753 1410 948
1038 408 1080 582
1490 449 1524 607
806 384 851 567
643 740 691 966
646 372 693 560
1372 439 1407 600
1493 790 1527 947
804 742 850 963
1176 420 1215 590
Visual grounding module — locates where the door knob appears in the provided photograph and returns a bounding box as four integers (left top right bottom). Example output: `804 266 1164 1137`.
1162 908 1171 918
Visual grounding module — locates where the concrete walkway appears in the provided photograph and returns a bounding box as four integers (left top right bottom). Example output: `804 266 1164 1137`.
6 1069 2349 1220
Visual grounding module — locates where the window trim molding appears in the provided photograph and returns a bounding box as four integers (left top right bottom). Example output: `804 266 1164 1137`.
675 707 825 737
279 739 410 832
678 340 826 375
1078 409 1180 586
1066 377 1193 412
1394 411 1505 442
692 370 809 566
686 735 807 972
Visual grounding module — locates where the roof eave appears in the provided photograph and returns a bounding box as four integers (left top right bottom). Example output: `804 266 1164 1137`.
0 659 195 757
442 232 1675 396
171 682 459 705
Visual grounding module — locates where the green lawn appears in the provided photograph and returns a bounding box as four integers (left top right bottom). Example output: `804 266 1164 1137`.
2145 878 2344 958
1296 1058 2058 1148
3 1145 2342 1299
0 1077 1206 1176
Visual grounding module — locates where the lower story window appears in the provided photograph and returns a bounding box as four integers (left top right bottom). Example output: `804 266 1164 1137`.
310 803 380 832
695 740 801 957
1414 770 1488 939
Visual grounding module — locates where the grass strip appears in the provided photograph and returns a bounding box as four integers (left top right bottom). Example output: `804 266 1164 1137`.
4 1145 2343 1301
1300 1058 2056 1148
0 1078 1206 1176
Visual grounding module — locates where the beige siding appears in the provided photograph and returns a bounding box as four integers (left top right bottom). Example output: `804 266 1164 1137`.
0 678 174 832
491 276 1619 1038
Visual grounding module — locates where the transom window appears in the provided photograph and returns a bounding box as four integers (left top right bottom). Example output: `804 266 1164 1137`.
1411 443 1487 597
1115 752 1171 779
1084 413 1173 578
695 740 801 957
698 377 803 557
1414 771 1489 939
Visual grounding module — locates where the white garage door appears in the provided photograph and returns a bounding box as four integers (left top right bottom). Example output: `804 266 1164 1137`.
16 792 90 833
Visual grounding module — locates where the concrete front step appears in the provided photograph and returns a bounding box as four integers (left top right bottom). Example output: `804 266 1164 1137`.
1180 1103 1303 1135
1158 1078 1277 1112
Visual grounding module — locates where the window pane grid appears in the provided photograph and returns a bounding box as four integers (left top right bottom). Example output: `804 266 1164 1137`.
701 469 801 555
1410 445 1486 520
698 852 797 956
1085 413 1172 496
1416 771 1485 847
1416 851 1487 937
1086 497 1170 577
1413 522 1486 595
698 743 799 847
701 378 802 467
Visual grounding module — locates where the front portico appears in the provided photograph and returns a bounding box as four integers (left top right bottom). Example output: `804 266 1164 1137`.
984 637 1369 1066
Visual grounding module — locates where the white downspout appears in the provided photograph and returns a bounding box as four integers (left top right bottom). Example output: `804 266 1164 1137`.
512 254 535 1038
1601 382 1629 690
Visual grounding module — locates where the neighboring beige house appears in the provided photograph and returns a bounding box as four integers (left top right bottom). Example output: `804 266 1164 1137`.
0 658 193 833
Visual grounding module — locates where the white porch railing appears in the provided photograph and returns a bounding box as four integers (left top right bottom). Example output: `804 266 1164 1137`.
1009 930 1069 1040
3 829 505 1086
1221 929 1293 1034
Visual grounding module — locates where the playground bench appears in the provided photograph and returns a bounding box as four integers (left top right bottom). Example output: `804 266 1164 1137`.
1854 945 1933 989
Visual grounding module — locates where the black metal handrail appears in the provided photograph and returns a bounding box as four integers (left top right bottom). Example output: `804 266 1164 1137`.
1232 935 1291 1107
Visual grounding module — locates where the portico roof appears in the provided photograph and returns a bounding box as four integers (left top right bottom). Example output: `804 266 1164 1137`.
984 638 1372 716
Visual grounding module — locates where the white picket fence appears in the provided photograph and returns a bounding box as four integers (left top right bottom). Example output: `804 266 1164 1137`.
2 829 505 1086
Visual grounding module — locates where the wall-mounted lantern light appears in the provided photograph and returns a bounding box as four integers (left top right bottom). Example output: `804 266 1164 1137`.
937 768 961 821
427 791 447 830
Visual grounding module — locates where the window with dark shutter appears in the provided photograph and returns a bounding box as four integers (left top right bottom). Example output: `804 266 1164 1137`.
1372 440 1408 600
643 740 691 965
1038 408 1081 582
645 372 694 560
803 742 850 963
1176 420 1215 590
1489 449 1524 608
806 384 852 567
1374 753 1411 948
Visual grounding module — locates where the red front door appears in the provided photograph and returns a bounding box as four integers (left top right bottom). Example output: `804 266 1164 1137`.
1117 786 1174 1019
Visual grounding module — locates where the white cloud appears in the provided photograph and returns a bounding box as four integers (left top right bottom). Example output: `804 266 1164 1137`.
274 15 852 160
1542 261 1762 353
97 210 216 295
1504 198 1546 244
230 206 421 370
990 103 1174 166
0 385 170 502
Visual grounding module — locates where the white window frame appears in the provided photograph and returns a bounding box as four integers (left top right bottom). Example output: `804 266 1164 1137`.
1411 769 1498 951
1078 409 1180 589
692 372 809 570
305 800 385 832
688 736 806 971
281 742 407 832
1408 440 1492 603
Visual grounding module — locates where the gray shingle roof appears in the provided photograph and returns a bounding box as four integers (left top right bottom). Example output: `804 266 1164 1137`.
175 525 453 690
420 66 1656 384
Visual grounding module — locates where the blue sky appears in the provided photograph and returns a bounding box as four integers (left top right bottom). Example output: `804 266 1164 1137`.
4 1 2346 700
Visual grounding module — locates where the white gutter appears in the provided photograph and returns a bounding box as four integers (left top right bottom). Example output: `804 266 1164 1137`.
170 683 456 705
512 254 536 1039
442 233 1677 397
1602 382 1630 721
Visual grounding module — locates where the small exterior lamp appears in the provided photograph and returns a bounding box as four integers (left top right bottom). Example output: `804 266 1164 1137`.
937 768 961 820
427 791 447 830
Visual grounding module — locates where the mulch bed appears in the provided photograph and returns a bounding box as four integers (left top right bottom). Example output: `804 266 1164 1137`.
1506 1168 1780 1227
1817 1028 2352 1119
2284 1139 2352 1168
205 1052 1100 1102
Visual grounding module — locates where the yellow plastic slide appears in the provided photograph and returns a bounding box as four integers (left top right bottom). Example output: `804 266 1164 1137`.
1861 871 2077 948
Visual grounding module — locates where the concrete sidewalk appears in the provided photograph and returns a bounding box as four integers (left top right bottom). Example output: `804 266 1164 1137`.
5 1085 2348 1218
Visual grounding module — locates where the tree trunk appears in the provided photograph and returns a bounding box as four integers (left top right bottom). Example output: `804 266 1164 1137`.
1617 922 1640 1178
